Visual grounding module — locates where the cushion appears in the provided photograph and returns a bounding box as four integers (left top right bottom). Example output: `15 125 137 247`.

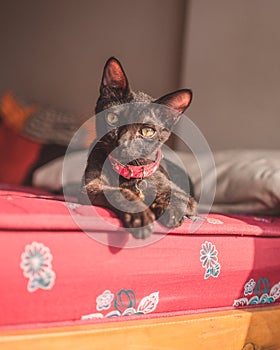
32 149 280 216
1 187 280 328
0 92 91 186
176 149 280 215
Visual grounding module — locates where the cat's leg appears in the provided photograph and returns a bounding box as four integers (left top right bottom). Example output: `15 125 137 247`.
82 178 155 239
151 185 197 228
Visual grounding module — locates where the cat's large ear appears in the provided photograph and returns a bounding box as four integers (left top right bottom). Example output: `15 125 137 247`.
100 57 129 95
156 89 192 114
155 89 192 127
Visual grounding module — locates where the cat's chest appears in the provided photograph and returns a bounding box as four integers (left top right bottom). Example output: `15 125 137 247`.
117 170 169 202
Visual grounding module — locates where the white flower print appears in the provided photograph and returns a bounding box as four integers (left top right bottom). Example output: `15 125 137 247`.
20 242 56 292
200 241 218 269
206 217 223 225
200 241 221 279
234 278 280 307
244 278 256 296
81 289 160 320
137 292 159 314
96 290 114 311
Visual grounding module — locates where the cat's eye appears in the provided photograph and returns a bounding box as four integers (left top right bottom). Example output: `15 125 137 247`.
140 127 156 138
106 112 119 126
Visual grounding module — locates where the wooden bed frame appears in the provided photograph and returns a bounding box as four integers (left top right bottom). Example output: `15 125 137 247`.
1 306 280 349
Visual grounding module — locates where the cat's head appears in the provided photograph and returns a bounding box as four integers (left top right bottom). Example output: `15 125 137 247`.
95 57 192 162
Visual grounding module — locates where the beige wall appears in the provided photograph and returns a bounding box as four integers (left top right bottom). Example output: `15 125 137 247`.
1 1 279 151
179 0 280 151
0 0 185 117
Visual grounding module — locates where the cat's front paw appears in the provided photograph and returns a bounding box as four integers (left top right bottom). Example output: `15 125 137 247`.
158 196 197 228
122 209 156 239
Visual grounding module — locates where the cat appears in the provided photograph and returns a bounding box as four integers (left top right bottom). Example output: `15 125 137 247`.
79 57 197 239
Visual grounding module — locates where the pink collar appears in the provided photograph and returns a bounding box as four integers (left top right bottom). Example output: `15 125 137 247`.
108 149 162 179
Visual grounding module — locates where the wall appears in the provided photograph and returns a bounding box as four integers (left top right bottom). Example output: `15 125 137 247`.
179 0 280 150
2 1 278 151
0 0 185 117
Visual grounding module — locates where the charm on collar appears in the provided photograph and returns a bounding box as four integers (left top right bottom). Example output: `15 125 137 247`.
135 180 148 200
108 149 162 180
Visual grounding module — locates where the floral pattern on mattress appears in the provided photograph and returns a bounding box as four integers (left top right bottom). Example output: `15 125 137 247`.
81 289 160 320
20 241 56 292
1 188 280 328
234 278 280 307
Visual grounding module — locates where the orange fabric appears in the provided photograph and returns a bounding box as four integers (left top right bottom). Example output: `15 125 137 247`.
1 306 280 349
0 124 41 185
1 92 39 132
0 92 42 184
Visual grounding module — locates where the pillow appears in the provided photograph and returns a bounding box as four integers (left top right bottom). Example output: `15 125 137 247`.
31 148 280 216
33 150 88 195
179 149 280 215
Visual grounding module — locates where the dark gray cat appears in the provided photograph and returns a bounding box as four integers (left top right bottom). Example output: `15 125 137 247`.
79 57 197 239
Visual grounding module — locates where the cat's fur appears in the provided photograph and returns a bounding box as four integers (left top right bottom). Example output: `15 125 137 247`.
79 57 197 239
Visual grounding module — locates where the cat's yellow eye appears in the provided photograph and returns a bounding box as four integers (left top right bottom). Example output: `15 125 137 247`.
106 112 119 126
140 127 155 138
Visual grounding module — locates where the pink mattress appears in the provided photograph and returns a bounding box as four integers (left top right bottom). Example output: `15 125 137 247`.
0 187 280 329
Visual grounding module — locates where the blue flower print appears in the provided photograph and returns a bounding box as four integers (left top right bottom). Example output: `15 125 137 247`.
81 290 159 320
234 278 280 307
114 289 136 313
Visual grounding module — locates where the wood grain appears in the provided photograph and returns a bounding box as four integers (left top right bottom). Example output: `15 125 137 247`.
1 306 280 350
